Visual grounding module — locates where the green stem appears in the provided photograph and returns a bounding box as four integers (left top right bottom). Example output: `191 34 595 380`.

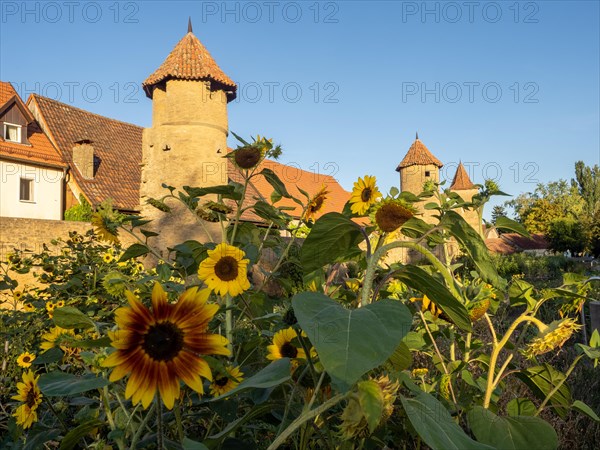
174 403 184 443
483 314 545 408
360 240 461 307
156 398 164 450
463 332 472 362
225 294 234 355
100 387 126 450
535 355 583 416
129 402 156 450
267 393 350 450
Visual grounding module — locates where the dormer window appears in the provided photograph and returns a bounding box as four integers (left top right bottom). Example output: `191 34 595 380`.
4 123 21 143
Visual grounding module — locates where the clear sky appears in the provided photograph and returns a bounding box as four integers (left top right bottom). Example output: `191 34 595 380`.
1 1 599 218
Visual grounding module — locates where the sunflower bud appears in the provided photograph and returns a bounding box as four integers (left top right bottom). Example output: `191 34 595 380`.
203 200 233 215
469 299 490 322
439 373 451 400
146 198 171 213
233 145 264 169
523 317 582 358
371 198 416 232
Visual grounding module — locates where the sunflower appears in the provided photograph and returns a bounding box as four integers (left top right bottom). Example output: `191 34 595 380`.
349 176 382 215
40 327 75 352
12 370 43 429
232 144 265 170
23 303 35 312
103 272 128 297
103 283 230 410
210 365 244 397
304 185 329 222
13 291 23 301
411 368 429 378
267 327 307 361
45 302 55 313
17 352 36 368
198 243 251 297
92 212 120 244
523 318 582 358
56 300 65 308
102 253 114 263
371 198 416 232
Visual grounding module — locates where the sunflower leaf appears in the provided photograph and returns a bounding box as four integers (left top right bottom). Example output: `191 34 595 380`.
60 419 105 450
292 292 412 391
119 243 150 262
300 213 364 274
260 168 292 198
53 306 95 330
401 392 492 450
468 406 558 450
39 372 108 396
209 358 291 401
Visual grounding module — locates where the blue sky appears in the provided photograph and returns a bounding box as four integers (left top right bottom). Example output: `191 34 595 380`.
1 1 598 218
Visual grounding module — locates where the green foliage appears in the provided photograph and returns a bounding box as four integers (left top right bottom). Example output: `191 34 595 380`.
547 217 587 254
506 179 585 234
64 195 93 222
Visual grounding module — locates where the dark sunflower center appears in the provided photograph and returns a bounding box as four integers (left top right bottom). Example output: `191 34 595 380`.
234 147 262 169
280 342 298 358
310 196 324 213
214 256 239 282
142 322 184 361
375 204 413 232
26 387 37 407
215 376 229 387
23 356 31 363
361 188 372 202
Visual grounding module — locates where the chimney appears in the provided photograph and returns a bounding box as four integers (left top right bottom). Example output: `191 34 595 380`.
72 138 95 179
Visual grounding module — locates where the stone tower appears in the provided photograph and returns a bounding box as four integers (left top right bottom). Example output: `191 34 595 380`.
396 134 443 223
450 162 480 231
140 20 237 255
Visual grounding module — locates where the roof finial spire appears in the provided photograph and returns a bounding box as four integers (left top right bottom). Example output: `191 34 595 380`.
188 17 193 33
416 131 419 140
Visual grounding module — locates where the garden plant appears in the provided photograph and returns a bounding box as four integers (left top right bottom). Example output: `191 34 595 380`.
1 135 599 449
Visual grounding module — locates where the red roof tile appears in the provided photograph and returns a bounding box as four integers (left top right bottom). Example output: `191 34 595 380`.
30 94 143 211
143 31 237 101
502 233 549 251
396 138 443 170
450 162 475 190
485 238 516 255
0 82 65 168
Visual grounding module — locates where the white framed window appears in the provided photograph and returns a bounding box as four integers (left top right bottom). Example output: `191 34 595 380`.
19 178 33 202
4 123 21 143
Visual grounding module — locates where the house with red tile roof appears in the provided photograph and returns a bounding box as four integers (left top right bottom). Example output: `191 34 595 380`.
0 82 66 220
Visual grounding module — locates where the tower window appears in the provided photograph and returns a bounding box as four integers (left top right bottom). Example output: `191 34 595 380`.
19 178 33 202
425 171 431 177
4 123 21 143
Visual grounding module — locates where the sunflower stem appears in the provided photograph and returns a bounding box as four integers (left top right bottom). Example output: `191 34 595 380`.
268 392 350 450
156 398 164 450
129 402 156 450
225 294 234 355
99 387 126 450
174 402 184 443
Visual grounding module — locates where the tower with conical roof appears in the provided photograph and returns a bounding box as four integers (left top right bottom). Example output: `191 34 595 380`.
396 134 443 223
140 20 237 252
450 162 480 232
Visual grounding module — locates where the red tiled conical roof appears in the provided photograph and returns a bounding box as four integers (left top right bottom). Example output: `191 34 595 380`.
450 162 475 190
142 31 237 101
396 137 443 171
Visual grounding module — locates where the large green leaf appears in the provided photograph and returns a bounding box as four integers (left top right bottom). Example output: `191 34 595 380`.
292 292 412 391
506 398 536 416
394 265 472 332
401 392 491 450
182 184 242 200
210 358 291 401
300 213 364 274
358 380 384 433
516 364 571 418
60 419 104 450
468 406 558 450
118 243 149 262
39 372 108 396
441 211 506 290
260 168 292 198
33 347 63 365
494 216 531 237
53 307 95 330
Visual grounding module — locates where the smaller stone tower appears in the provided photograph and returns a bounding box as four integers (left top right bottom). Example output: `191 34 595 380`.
396 133 443 223
140 20 237 254
450 162 480 231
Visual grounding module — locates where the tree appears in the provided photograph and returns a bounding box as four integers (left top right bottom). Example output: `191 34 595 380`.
491 205 507 225
572 161 600 216
505 180 585 234
547 218 587 254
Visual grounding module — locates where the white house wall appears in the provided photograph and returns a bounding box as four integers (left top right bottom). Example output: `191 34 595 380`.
0 160 63 220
